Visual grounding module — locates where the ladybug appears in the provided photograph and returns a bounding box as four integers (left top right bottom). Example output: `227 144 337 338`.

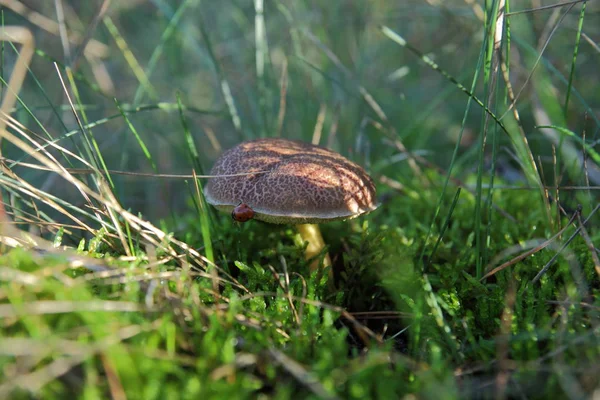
232 203 255 223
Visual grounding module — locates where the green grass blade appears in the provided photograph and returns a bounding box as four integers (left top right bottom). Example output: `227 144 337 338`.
63 67 115 188
114 98 157 172
197 11 244 139
103 16 158 102
191 176 214 264
537 124 600 165
428 188 462 263
255 0 267 137
132 0 195 105
563 1 586 117
380 25 488 268
177 93 213 263
474 0 502 278
176 93 202 174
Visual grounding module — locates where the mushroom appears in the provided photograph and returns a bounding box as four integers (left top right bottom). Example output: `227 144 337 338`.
204 138 377 277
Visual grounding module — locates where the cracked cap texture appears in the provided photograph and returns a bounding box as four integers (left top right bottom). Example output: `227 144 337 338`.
204 138 378 224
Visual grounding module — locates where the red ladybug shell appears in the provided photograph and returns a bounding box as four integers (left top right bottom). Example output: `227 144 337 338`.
231 203 255 222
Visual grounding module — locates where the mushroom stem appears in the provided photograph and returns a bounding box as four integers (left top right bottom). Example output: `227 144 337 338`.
296 223 332 275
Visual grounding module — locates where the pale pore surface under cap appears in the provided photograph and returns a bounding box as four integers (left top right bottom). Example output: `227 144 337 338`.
204 138 378 224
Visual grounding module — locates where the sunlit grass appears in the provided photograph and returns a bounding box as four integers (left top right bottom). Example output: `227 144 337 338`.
1 1 599 398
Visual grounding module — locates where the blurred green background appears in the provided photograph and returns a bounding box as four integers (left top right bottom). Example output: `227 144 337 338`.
3 0 598 225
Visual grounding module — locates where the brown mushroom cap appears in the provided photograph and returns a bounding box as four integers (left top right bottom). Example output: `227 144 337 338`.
204 138 378 224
